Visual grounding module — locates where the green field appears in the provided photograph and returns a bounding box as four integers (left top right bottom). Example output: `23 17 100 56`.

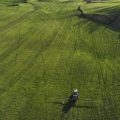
0 0 120 120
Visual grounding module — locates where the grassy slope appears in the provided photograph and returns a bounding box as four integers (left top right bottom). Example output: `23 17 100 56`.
0 0 120 120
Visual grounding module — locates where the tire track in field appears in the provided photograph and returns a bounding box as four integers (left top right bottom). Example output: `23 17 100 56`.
0 14 61 119
55 12 83 120
71 23 101 120
0 3 42 62
0 11 33 34
0 38 25 62
77 22 119 83
52 3 120 120
93 47 119 119
96 56 119 120
18 4 72 119
0 2 40 35
53 6 81 120
33 3 77 120
74 28 119 119
83 34 119 91
95 59 107 108
75 33 118 86
42 4 76 120
0 25 40 66
65 20 101 120
0 14 57 95
81 41 117 120
68 24 82 120
0 27 59 120
30 1 69 85
0 2 75 63
0 3 73 114
0 2 69 99
0 2 54 63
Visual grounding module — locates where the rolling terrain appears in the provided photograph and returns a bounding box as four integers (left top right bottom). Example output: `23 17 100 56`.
0 0 120 120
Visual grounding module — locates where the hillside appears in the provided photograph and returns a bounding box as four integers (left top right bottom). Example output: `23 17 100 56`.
0 0 120 120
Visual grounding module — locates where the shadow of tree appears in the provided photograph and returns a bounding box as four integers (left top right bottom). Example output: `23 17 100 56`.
77 6 120 31
84 0 108 4
94 5 120 14
61 0 74 3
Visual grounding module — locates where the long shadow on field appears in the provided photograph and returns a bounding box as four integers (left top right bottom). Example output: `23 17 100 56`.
84 1 108 3
53 96 95 120
77 6 120 31
61 0 74 3
61 99 95 113
53 96 96 111
53 95 77 113
62 95 76 113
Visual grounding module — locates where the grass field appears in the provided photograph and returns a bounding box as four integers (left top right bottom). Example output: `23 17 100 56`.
0 0 120 120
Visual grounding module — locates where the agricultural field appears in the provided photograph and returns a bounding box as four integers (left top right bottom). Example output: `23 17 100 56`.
0 0 120 120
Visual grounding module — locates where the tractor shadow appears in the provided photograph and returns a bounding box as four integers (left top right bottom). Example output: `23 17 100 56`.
76 6 120 31
62 95 76 113
52 96 96 120
62 96 96 113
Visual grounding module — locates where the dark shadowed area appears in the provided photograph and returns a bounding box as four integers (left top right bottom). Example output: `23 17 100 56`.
62 95 76 113
77 6 120 31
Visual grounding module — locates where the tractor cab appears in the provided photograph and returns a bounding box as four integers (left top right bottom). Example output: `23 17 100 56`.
70 89 79 102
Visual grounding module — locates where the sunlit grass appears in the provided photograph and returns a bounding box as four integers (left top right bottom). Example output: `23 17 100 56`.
0 0 120 120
